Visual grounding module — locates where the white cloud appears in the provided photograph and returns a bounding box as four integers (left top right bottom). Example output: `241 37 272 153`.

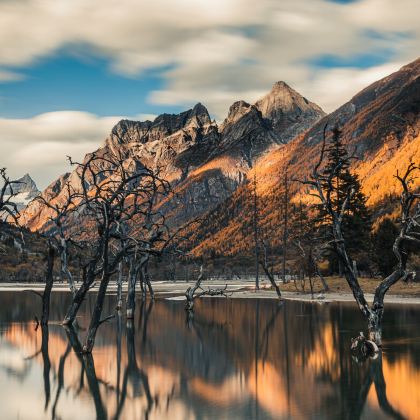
0 111 155 189
0 0 419 188
0 0 418 118
0 0 420 110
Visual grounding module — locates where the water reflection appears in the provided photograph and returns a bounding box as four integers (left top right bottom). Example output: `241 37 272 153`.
0 292 420 419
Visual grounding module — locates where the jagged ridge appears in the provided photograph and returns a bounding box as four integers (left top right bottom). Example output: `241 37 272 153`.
22 82 324 231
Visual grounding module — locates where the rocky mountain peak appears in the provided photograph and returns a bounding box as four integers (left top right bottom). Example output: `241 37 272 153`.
271 80 292 91
255 80 325 143
191 102 211 125
256 80 323 115
4 173 40 210
22 78 325 231
227 100 252 117
5 173 39 196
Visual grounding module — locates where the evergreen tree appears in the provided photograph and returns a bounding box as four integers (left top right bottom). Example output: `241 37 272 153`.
371 218 398 276
317 128 372 274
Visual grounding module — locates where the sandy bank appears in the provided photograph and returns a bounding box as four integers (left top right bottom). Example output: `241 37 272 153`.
1 280 420 305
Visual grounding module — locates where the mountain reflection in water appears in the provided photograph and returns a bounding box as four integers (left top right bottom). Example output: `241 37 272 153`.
0 292 420 419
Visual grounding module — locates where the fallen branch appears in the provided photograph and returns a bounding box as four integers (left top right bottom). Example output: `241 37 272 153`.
185 266 230 312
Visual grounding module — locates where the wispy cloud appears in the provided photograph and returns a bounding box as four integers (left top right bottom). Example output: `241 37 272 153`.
0 0 418 188
0 111 155 188
0 0 418 117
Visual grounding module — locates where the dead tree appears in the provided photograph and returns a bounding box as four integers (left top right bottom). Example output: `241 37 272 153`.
59 151 170 352
125 217 197 319
252 171 260 289
116 261 124 310
282 165 290 283
0 168 22 224
0 168 25 256
259 239 282 298
304 126 420 346
34 182 78 296
291 200 329 292
41 240 55 325
185 266 229 314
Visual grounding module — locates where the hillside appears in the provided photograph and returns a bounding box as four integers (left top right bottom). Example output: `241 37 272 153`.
18 58 420 268
186 58 420 260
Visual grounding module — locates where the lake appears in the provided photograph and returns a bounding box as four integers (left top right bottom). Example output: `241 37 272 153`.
0 291 419 419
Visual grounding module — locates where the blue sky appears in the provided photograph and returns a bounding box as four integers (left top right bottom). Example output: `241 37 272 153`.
0 0 418 188
0 54 182 118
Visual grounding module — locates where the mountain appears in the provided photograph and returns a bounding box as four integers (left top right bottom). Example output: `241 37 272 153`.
255 81 325 143
4 173 40 211
22 82 325 231
185 58 420 259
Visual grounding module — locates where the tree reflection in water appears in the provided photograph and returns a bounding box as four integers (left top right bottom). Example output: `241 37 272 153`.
350 353 406 420
65 325 107 419
0 291 420 419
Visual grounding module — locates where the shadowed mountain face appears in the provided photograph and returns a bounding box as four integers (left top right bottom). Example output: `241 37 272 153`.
21 82 324 231
185 58 420 258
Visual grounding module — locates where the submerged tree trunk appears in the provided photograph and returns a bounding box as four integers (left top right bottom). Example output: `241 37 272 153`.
259 261 281 298
336 227 403 347
142 263 154 299
369 269 404 345
116 261 123 311
41 242 55 326
83 270 112 353
60 237 76 297
83 232 113 353
185 266 204 312
62 264 95 325
126 258 139 319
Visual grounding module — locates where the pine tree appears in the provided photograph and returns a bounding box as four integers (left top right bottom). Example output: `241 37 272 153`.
317 128 372 274
371 218 398 276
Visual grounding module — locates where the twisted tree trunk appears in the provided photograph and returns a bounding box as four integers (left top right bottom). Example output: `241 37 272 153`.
62 263 95 325
41 242 55 325
83 270 112 353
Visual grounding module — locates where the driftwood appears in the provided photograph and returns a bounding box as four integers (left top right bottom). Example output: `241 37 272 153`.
185 266 230 312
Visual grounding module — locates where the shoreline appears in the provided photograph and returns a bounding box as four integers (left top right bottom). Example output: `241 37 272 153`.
1 281 420 305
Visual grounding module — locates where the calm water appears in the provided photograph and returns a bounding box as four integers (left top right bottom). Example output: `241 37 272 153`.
0 292 420 420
